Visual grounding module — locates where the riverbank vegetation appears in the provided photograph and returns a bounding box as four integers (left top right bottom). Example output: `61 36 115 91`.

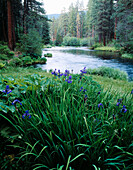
0 67 133 169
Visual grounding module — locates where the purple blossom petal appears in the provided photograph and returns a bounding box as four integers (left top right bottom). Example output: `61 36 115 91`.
98 103 103 108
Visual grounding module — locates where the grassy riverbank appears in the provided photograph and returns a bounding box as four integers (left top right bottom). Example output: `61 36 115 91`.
0 67 133 169
1 66 132 94
93 45 133 59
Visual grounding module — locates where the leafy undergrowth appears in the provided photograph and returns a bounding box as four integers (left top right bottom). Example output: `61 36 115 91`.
0 68 133 170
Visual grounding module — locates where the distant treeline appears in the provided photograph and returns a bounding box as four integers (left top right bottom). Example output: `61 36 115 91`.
50 0 133 53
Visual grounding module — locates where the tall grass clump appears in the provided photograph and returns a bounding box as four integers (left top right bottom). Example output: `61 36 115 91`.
0 69 133 169
87 67 128 81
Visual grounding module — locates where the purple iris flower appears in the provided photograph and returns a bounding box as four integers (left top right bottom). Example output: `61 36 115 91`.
65 75 72 83
12 99 22 105
131 89 133 94
68 80 72 83
98 91 101 94
64 73 67 77
3 85 12 94
69 75 72 79
121 105 127 113
80 87 83 91
118 99 122 102
80 67 87 74
116 99 122 106
116 102 121 106
22 110 31 119
98 103 103 108
51 69 57 76
83 89 86 93
84 95 88 103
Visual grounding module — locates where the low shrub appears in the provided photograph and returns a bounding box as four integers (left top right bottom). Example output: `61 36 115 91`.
22 56 33 66
80 38 89 46
44 53 52 57
62 36 80 46
8 57 23 67
87 67 128 80
121 53 133 59
92 42 103 48
39 57 47 63
0 44 14 60
0 54 8 60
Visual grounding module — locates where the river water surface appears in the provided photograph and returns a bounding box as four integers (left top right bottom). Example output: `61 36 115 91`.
36 47 133 80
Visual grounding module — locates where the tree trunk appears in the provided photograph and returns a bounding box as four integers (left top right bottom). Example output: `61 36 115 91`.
23 0 27 34
99 34 101 43
114 17 117 40
12 9 16 49
7 0 13 50
103 33 106 46
2 19 7 41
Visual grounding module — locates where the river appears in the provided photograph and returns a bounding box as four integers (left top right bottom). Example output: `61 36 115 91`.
36 47 133 80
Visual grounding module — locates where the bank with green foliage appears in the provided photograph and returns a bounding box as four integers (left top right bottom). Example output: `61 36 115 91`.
0 66 133 169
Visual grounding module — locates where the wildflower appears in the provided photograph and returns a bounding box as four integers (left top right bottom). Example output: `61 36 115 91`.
131 89 133 94
68 79 72 83
80 87 83 91
64 70 70 77
12 99 22 106
116 99 122 106
69 75 72 79
98 91 101 94
3 85 12 94
121 105 127 113
98 103 103 108
22 110 31 119
118 99 122 102
65 75 72 83
83 89 86 93
51 69 57 76
116 102 121 106
80 67 87 74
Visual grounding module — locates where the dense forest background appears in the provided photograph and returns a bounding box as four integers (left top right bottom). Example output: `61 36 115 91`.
0 0 133 53
0 0 50 51
50 0 133 53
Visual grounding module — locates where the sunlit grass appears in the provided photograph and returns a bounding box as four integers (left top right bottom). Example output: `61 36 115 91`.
95 46 117 52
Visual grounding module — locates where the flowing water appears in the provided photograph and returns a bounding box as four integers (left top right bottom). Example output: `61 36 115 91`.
36 47 133 80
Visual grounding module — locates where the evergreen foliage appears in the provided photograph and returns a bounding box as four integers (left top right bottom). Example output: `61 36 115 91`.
0 0 50 52
19 29 43 56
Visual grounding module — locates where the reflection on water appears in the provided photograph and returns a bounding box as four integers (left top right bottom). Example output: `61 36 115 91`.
36 47 133 80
